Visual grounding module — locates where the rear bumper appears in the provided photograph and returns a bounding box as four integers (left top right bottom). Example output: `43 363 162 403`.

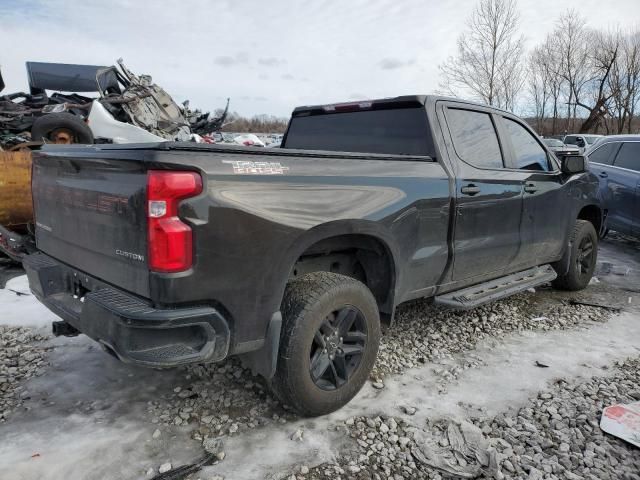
23 253 230 368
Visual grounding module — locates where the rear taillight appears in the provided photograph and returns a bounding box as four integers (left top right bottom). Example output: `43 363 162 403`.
147 170 202 273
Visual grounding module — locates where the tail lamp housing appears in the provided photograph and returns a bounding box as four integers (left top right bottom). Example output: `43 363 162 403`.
147 170 202 273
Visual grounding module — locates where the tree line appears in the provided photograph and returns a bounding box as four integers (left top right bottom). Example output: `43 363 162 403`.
439 0 640 136
216 111 289 133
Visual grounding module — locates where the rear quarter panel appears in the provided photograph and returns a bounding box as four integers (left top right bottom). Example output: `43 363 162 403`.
152 150 451 348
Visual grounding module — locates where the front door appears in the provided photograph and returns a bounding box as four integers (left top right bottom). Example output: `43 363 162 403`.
609 142 640 235
498 116 571 266
441 105 523 281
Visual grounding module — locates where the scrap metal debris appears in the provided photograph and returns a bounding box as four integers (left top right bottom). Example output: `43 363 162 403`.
568 299 622 312
600 401 640 448
149 453 218 480
0 60 229 148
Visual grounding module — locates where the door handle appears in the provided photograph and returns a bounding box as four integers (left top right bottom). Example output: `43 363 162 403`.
599 171 608 178
524 182 538 194
460 184 481 196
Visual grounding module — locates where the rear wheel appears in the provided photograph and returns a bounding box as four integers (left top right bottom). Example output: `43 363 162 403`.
553 220 598 291
272 272 380 416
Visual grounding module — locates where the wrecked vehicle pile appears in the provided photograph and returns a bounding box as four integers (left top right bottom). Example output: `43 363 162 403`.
0 59 229 149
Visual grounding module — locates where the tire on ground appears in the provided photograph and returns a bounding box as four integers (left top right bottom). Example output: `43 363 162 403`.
272 271 381 417
552 219 598 291
31 113 94 144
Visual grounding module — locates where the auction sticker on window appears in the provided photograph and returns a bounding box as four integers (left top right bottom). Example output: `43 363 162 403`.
600 401 640 448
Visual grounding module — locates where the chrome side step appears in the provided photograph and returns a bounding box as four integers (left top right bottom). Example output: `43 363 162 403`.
434 265 557 310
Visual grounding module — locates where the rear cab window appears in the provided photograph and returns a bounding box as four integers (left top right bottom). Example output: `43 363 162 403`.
445 108 504 169
282 103 435 157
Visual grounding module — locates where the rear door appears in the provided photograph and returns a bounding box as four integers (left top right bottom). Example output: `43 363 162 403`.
587 141 622 231
609 142 640 235
498 116 570 266
440 104 522 281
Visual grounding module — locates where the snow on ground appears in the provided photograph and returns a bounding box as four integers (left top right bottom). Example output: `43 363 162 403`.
0 276 58 329
206 312 640 480
0 235 638 479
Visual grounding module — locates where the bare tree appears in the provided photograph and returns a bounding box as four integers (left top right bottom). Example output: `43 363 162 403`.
552 11 590 132
575 29 620 132
439 0 524 110
528 47 550 131
608 30 640 133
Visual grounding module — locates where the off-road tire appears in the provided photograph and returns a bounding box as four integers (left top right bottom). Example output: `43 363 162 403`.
552 219 598 291
31 113 94 144
271 272 381 417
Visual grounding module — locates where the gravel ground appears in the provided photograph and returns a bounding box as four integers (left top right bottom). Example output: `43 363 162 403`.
0 325 50 422
300 357 640 480
146 359 296 445
371 290 610 381
142 291 611 455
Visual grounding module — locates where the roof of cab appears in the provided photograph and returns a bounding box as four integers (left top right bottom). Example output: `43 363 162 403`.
291 95 514 116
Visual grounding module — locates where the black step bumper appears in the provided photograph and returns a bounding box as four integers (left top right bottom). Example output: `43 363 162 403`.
23 253 230 368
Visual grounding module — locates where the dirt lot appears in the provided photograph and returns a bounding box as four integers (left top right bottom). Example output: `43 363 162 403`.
0 235 638 480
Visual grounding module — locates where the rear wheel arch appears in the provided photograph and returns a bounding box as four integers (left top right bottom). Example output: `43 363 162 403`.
278 226 399 325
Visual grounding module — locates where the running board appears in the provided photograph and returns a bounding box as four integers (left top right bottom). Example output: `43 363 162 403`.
434 265 557 310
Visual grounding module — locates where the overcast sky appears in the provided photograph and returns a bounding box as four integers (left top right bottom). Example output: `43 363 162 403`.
1 0 639 118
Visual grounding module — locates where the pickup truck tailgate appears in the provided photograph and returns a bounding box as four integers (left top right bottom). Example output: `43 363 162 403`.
32 152 150 298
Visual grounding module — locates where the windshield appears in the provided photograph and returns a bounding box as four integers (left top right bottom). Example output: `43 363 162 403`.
283 107 435 156
543 139 564 147
585 136 600 144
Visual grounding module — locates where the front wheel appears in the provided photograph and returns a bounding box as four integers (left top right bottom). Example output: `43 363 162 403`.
271 272 381 417
553 219 598 291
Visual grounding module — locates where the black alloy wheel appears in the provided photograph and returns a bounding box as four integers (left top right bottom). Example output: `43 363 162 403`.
309 305 368 391
552 219 598 291
576 236 595 275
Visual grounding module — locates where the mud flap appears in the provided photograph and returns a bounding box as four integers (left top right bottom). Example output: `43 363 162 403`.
551 239 572 277
239 311 282 379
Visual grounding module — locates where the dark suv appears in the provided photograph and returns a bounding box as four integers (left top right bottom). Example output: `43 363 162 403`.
587 135 640 237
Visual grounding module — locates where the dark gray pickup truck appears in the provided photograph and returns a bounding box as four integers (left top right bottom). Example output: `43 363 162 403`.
24 95 602 415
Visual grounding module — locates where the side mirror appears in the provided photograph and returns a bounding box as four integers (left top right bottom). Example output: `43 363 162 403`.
560 154 587 175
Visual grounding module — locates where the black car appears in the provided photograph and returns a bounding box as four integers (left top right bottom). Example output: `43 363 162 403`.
24 96 602 415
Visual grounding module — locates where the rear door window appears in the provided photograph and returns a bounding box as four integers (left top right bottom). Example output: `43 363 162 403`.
446 109 504 169
613 142 640 172
503 119 550 171
588 142 618 165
